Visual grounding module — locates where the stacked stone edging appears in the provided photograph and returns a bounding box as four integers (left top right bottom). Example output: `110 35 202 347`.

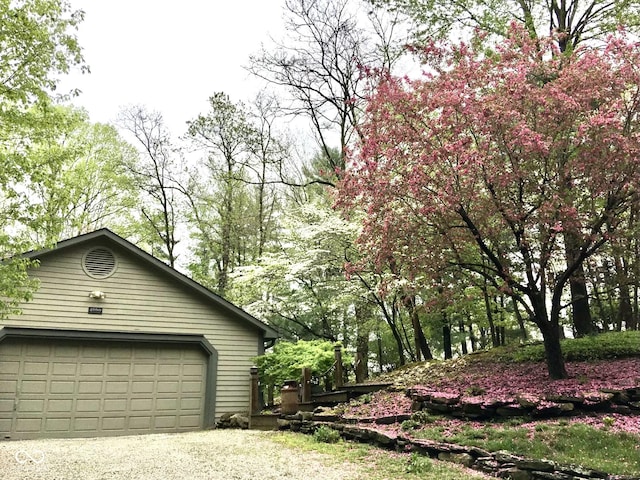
407 387 640 420
275 415 640 480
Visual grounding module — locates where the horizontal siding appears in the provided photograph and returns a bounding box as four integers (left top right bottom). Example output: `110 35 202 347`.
5 241 262 420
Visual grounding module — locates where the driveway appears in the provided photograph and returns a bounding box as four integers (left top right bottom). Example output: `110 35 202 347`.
0 430 358 480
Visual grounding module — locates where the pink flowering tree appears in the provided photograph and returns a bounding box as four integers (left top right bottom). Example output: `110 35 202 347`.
336 27 640 379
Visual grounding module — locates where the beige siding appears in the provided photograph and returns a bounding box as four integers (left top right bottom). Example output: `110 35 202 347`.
5 241 260 420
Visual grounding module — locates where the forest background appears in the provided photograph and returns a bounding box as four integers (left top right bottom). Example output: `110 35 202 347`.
2 0 640 381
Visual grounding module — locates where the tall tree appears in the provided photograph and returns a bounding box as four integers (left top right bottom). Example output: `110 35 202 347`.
19 105 137 245
249 0 407 185
374 0 640 336
187 93 257 294
0 0 85 316
336 28 640 378
372 0 640 52
118 106 184 268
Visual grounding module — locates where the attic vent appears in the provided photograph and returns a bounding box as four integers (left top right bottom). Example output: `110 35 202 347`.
83 247 117 279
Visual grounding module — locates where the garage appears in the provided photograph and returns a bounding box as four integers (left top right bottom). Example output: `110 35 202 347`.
0 330 215 439
1 229 277 439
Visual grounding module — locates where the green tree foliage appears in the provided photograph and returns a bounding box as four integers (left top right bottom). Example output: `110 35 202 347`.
336 28 640 378
17 105 137 245
0 0 84 316
372 0 640 52
254 340 352 387
228 198 367 342
186 93 282 295
0 0 85 105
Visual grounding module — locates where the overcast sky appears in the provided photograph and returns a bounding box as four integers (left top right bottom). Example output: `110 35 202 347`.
62 1 285 135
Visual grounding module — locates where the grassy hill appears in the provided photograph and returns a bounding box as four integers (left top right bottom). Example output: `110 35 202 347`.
333 331 640 476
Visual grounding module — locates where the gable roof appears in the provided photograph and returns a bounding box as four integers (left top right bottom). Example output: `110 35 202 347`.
24 228 278 340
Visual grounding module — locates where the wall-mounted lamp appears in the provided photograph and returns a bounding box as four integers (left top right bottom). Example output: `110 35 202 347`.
89 290 106 299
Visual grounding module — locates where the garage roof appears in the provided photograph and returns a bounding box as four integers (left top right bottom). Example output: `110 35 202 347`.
23 229 278 340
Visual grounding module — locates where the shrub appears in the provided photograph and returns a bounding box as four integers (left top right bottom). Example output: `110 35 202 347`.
406 453 432 474
401 419 421 431
313 425 340 443
410 411 433 425
512 331 640 362
465 385 487 396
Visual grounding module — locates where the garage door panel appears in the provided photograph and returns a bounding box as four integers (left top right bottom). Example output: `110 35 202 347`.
133 364 155 376
45 418 71 431
103 398 126 412
25 344 51 357
179 415 201 428
108 347 133 359
157 381 179 393
107 363 131 376
154 416 176 428
23 362 49 375
47 399 74 412
132 381 153 393
160 364 180 375
129 416 151 429
182 381 203 393
53 362 77 375
0 338 208 439
0 399 14 412
78 381 103 394
76 399 100 412
75 417 99 431
105 381 128 394
102 416 126 430
21 380 46 393
80 363 104 375
54 345 79 358
82 346 107 358
50 381 75 394
180 397 202 410
131 398 153 411
183 363 204 376
0 361 19 375
15 418 42 432
0 380 18 394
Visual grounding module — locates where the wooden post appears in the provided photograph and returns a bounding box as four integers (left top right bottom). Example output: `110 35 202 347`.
334 344 344 389
249 365 260 414
267 384 274 407
301 367 312 403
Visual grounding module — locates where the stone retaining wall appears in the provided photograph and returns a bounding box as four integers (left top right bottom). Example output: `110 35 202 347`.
276 415 639 480
407 387 640 420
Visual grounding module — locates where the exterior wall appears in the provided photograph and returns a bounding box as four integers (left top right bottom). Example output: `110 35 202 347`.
3 240 260 420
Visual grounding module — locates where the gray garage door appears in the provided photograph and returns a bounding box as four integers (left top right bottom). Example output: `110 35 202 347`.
0 338 208 439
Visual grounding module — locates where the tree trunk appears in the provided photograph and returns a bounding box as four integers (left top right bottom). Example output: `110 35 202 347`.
376 328 384 372
469 323 478 352
565 233 595 336
355 326 369 382
459 319 468 355
615 255 633 330
442 312 453 360
482 280 499 347
539 320 568 379
404 295 433 361
512 297 528 341
534 293 568 379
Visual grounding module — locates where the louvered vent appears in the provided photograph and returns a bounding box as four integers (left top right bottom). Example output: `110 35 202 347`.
83 247 117 279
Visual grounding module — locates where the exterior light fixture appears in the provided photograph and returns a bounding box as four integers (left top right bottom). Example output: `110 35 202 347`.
88 291 106 299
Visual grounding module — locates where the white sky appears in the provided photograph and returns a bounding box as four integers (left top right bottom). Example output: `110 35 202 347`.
62 1 286 135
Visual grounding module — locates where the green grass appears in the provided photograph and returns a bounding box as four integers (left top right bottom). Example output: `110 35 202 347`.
411 421 640 476
267 431 490 480
485 330 640 362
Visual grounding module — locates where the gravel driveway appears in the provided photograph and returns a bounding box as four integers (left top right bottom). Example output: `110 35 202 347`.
0 430 360 480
